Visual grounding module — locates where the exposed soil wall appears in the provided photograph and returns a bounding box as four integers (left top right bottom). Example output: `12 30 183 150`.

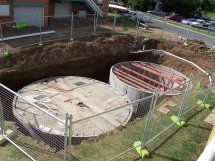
0 34 214 90
0 35 159 90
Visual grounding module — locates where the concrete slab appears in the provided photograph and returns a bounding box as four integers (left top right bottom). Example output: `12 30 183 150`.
13 76 132 138
0 129 14 145
157 101 176 114
205 109 215 126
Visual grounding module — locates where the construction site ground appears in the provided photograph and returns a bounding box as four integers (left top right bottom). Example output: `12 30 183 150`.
0 29 215 90
0 25 214 161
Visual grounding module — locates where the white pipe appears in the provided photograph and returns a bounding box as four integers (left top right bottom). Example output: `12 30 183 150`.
130 49 155 53
197 137 215 161
159 50 212 83
0 31 55 41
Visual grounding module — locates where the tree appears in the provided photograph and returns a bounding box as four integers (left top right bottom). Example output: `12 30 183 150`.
122 0 156 11
162 0 202 16
122 0 214 16
201 0 215 11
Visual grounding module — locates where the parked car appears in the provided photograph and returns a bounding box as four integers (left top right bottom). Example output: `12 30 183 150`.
131 11 151 23
190 19 210 28
147 9 166 17
164 13 183 22
190 13 210 21
208 20 215 26
181 18 196 25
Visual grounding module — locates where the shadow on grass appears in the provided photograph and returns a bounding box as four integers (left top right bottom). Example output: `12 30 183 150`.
187 123 212 131
152 153 182 161
137 108 206 161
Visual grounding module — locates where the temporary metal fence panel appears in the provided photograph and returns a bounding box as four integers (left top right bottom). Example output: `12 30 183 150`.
143 83 188 149
70 95 153 161
41 15 72 44
182 72 212 116
96 16 115 34
1 18 42 50
0 83 68 161
73 14 95 37
113 16 137 35
207 71 215 106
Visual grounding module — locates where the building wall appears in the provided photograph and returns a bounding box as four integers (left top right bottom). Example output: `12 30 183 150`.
0 0 109 24
0 0 12 22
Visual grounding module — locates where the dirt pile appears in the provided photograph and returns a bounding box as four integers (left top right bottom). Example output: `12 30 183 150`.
0 34 214 89
145 38 215 75
0 35 137 72
0 35 148 89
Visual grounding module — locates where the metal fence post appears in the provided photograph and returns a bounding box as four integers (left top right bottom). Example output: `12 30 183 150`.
178 75 193 119
136 13 140 37
64 113 69 161
0 23 4 53
93 12 98 35
0 97 5 135
112 14 116 32
70 13 74 40
67 115 73 161
39 15 42 46
203 71 214 103
141 90 158 147
186 24 191 41
161 19 166 37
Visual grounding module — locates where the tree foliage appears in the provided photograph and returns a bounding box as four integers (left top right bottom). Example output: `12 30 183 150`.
122 0 215 16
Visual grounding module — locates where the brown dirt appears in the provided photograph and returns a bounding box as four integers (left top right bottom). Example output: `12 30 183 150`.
0 34 214 90
153 39 215 74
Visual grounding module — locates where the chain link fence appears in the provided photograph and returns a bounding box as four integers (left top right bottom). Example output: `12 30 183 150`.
1 12 214 56
67 70 214 161
0 70 214 161
0 83 73 161
0 12 214 161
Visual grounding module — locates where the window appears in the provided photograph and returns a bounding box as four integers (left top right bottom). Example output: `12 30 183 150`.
0 5 9 16
98 0 104 7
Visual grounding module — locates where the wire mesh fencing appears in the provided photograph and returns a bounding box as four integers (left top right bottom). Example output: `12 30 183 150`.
73 14 96 38
96 15 115 34
67 70 213 161
1 12 213 57
0 17 42 53
181 73 211 115
0 70 213 161
0 83 71 161
70 95 153 161
41 15 72 43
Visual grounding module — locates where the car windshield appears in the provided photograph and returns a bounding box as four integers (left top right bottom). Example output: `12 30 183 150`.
187 18 195 21
196 19 204 22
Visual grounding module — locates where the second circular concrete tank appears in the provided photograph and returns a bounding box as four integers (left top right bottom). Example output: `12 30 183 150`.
109 61 189 113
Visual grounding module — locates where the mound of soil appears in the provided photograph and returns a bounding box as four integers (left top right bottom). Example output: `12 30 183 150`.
0 34 214 89
145 38 215 75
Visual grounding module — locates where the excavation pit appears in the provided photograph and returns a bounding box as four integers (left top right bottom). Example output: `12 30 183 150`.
13 76 132 138
109 61 190 112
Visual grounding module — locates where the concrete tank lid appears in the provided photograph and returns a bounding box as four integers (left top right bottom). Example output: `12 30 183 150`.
13 76 132 137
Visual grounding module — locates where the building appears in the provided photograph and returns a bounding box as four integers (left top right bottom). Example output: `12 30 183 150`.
0 0 109 26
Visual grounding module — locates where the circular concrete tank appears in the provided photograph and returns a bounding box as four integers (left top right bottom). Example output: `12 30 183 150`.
109 61 189 112
13 76 132 138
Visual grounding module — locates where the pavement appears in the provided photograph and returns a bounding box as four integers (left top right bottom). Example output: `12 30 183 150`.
151 18 215 47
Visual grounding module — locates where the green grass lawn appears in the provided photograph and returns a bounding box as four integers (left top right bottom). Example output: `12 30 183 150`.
70 94 214 161
202 11 215 20
0 92 214 161
0 143 29 161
